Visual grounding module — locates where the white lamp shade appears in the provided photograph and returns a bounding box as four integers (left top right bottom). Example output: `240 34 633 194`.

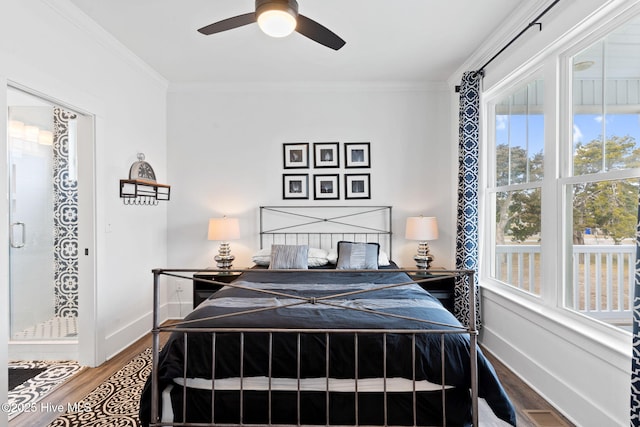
207 217 240 241
405 216 439 241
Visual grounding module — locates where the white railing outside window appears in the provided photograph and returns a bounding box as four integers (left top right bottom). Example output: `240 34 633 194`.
495 245 633 325
495 245 541 295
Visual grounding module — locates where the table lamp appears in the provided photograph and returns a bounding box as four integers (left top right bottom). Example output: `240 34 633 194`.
208 217 240 269
405 216 439 269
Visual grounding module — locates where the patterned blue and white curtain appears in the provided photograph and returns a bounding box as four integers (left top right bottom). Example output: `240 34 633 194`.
631 188 640 425
455 71 482 327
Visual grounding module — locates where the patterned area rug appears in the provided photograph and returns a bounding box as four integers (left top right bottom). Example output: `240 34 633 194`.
8 361 82 420
9 367 47 390
48 347 153 427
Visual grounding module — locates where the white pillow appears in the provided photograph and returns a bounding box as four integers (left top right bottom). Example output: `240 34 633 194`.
252 247 329 267
378 249 390 266
308 247 330 267
327 248 338 264
251 248 271 266
327 248 390 266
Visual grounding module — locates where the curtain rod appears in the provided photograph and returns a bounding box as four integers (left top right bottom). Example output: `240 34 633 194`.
455 0 561 92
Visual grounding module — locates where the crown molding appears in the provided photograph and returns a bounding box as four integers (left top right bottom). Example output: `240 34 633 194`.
168 80 448 94
42 0 169 89
447 0 552 87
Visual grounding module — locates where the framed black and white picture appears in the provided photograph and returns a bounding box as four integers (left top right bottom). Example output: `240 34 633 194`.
313 142 339 168
345 173 370 199
345 142 370 168
313 174 339 200
283 143 309 169
283 174 309 199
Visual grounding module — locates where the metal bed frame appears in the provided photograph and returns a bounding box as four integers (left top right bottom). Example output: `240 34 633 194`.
148 206 480 427
259 206 393 256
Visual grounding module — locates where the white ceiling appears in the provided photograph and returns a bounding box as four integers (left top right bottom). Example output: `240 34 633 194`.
67 0 527 85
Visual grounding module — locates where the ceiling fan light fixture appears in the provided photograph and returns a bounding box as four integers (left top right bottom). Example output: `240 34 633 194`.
256 0 298 38
198 0 344 50
258 10 296 37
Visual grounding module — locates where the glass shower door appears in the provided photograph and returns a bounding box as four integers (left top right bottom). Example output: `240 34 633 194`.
8 89 79 340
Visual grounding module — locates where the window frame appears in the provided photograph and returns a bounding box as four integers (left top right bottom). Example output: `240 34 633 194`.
482 69 547 302
480 7 640 338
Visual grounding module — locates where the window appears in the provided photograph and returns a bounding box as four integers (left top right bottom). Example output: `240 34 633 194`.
564 16 640 327
485 13 640 331
489 79 544 296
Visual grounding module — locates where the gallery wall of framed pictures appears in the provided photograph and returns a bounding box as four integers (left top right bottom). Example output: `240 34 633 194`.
282 142 371 200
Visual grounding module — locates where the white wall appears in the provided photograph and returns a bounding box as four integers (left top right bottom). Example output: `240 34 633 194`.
166 83 455 308
450 0 637 426
0 2 169 413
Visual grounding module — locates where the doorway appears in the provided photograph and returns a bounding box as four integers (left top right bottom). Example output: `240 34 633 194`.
7 86 95 362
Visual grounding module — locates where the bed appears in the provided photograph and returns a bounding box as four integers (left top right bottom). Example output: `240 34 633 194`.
140 206 516 426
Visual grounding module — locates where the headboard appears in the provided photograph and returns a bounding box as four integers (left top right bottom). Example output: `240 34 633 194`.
260 206 393 258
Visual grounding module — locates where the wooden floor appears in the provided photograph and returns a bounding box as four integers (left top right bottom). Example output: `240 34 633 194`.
8 330 170 427
9 329 573 427
480 349 574 427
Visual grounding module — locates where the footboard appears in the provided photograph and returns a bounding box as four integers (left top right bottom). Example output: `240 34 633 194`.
144 268 480 427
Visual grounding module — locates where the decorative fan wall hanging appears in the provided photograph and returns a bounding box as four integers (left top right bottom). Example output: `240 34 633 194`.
197 0 346 50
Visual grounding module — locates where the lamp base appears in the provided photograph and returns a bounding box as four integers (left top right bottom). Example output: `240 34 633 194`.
414 241 434 269
214 242 235 269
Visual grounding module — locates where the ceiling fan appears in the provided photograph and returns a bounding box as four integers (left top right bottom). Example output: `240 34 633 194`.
197 0 346 50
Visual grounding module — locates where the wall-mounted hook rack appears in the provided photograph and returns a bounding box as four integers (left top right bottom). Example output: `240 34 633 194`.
119 153 170 205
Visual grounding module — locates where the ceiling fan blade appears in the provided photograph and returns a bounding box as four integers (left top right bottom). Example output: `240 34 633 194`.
296 14 345 50
198 12 256 35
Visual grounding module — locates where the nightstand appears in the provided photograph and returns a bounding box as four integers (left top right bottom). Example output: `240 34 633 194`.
192 271 242 308
407 270 456 313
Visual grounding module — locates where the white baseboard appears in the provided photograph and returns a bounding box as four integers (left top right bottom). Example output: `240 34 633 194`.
167 300 191 319
8 340 78 361
103 301 172 361
101 300 192 362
